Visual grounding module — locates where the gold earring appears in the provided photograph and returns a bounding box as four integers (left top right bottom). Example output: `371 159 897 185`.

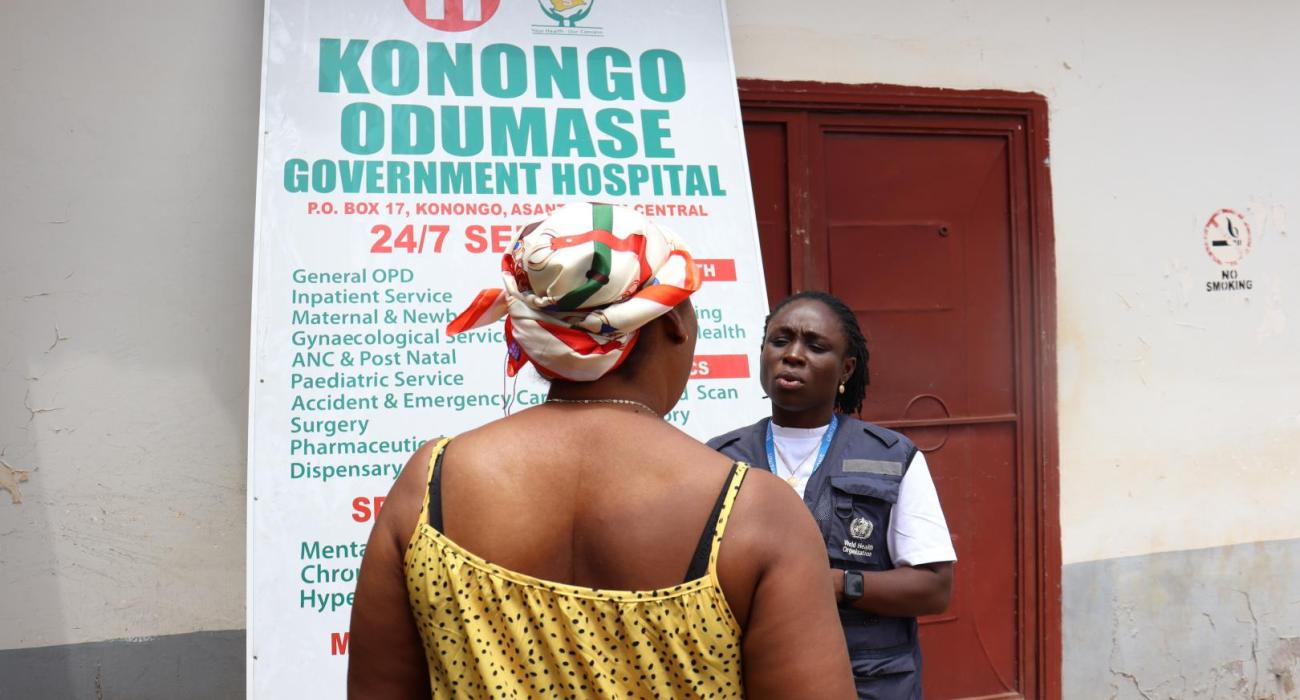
838 384 845 394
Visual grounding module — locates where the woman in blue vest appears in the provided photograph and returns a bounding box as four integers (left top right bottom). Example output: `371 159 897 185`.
708 291 955 699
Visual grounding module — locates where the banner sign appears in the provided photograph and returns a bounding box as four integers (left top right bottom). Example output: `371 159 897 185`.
247 0 768 695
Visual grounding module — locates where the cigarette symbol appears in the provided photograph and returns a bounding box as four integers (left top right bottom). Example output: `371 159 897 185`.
1211 217 1241 247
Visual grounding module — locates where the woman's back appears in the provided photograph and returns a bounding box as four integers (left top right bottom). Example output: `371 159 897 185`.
406 415 749 698
352 403 856 699
435 407 745 594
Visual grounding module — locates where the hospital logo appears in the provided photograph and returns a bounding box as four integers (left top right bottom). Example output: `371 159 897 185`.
850 517 874 540
533 0 603 36
405 0 502 32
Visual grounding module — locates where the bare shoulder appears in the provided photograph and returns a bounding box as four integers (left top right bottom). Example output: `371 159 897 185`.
713 467 827 624
628 421 739 490
440 413 540 463
455 409 735 474
662 422 738 470
374 438 444 549
727 467 823 552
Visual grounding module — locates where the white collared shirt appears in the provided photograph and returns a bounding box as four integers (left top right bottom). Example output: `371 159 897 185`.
771 423 957 567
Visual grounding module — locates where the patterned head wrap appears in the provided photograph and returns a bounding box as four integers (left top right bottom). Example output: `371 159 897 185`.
447 202 701 382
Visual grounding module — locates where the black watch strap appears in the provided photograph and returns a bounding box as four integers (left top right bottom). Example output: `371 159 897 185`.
843 569 865 601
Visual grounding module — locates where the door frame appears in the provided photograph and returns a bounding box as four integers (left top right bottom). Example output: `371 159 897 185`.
738 80 1061 700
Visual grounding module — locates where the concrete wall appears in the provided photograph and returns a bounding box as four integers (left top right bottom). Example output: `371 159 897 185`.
1 0 1297 698
1063 539 1300 699
0 0 261 693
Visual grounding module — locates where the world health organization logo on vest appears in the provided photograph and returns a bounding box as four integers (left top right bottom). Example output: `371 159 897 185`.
850 517 874 540
533 0 603 36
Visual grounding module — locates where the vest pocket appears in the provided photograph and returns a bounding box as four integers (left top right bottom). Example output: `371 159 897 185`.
851 648 919 695
839 607 916 653
825 474 900 568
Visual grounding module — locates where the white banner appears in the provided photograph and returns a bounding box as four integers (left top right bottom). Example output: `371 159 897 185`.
247 0 769 695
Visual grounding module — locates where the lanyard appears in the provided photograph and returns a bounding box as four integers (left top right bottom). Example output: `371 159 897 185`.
765 414 839 479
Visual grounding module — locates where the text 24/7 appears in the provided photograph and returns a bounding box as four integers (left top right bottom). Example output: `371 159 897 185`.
370 223 522 254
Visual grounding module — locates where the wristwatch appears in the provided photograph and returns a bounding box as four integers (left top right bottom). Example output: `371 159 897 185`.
842 570 865 601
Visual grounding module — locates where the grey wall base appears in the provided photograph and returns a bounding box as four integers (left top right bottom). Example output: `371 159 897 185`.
0 630 243 700
1064 537 1300 700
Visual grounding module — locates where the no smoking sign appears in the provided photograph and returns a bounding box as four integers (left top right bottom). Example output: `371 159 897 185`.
1202 208 1252 266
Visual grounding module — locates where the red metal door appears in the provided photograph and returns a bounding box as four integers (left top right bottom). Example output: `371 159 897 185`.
741 83 1059 700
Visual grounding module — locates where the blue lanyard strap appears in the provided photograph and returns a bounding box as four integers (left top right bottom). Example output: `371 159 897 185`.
765 413 839 478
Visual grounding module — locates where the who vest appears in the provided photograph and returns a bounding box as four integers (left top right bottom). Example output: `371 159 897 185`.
708 416 923 700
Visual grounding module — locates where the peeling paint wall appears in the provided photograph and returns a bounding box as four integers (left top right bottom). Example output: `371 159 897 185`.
1 0 1298 698
0 0 261 651
1063 539 1300 699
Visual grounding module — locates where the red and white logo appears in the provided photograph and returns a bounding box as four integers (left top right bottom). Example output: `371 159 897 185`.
403 0 501 32
1202 208 1252 266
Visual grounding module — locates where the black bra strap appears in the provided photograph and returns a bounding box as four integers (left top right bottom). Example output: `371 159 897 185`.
683 463 740 582
427 443 449 532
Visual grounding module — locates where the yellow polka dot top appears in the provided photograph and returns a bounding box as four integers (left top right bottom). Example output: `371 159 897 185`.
404 438 750 699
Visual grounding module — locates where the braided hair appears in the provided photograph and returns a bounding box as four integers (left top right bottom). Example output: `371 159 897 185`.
764 291 869 416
